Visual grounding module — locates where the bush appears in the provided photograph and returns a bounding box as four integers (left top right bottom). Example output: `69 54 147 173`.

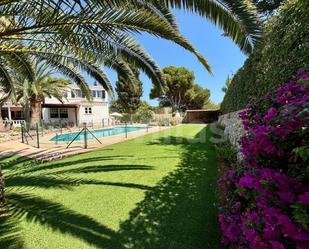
158 118 170 126
218 72 309 249
221 0 309 114
135 109 155 124
215 141 238 165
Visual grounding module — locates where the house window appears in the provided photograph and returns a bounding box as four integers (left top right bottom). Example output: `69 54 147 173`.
50 108 68 118
73 89 82 98
50 108 58 118
91 90 105 99
13 111 23 119
96 90 102 98
85 107 92 114
59 108 68 118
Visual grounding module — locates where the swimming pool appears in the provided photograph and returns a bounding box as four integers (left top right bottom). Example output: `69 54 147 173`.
50 126 147 142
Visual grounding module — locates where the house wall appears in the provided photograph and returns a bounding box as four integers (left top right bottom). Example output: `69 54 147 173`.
78 103 109 124
43 84 110 126
42 108 77 125
44 84 109 105
1 84 110 127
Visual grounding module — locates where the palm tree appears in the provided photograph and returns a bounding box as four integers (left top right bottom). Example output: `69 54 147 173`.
13 62 73 126
0 0 262 217
0 166 4 206
0 1 261 92
0 1 261 131
222 74 234 93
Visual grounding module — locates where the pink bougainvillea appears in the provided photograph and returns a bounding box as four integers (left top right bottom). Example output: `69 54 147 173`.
218 71 309 249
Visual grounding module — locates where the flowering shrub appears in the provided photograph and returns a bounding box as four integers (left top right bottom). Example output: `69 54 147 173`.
218 71 309 249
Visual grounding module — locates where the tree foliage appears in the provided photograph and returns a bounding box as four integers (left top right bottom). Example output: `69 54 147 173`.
203 101 220 110
115 66 143 118
185 84 211 109
0 0 263 101
252 0 285 15
222 74 233 93
135 102 155 123
150 66 210 111
14 62 71 125
150 66 194 111
220 0 309 114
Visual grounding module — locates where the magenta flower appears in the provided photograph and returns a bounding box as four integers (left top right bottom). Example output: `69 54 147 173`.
270 241 285 249
298 192 309 205
239 175 256 188
297 70 309 80
218 73 309 249
263 107 277 122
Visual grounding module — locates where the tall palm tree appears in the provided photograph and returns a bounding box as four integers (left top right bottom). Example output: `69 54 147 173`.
14 62 72 126
0 0 261 94
0 0 262 130
0 0 262 217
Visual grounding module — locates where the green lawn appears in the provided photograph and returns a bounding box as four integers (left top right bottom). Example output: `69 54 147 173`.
1 124 221 249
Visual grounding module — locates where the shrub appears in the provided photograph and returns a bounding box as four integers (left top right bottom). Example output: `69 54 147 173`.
221 0 309 114
218 72 309 249
158 118 170 126
135 109 155 124
215 141 238 165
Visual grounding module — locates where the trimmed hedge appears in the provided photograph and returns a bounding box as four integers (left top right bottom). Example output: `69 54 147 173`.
221 0 309 114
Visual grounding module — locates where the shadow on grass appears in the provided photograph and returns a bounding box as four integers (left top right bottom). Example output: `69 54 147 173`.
53 164 153 175
1 153 153 249
118 127 222 249
6 192 122 249
7 155 135 175
1 126 221 249
0 208 24 249
6 175 153 191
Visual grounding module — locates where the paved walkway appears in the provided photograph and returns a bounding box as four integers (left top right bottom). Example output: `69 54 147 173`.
0 126 169 161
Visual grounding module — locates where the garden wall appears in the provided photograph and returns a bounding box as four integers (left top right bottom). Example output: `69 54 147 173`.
183 109 219 123
218 110 245 153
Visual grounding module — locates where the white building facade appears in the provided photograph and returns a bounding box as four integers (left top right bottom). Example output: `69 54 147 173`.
42 84 110 127
1 84 110 127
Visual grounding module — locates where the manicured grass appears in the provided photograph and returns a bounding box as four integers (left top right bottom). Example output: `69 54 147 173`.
1 125 221 249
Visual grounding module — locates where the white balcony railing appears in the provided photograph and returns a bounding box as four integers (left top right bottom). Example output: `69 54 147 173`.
2 120 26 127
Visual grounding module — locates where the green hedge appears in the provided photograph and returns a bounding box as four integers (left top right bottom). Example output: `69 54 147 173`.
220 0 309 114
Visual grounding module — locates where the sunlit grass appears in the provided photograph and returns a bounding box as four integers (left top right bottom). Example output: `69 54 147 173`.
1 124 221 249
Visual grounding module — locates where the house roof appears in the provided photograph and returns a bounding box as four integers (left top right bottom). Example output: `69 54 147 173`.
42 101 107 108
185 109 219 113
42 103 79 108
70 83 106 91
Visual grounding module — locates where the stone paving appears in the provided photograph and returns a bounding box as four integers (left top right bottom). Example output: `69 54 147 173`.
0 126 170 161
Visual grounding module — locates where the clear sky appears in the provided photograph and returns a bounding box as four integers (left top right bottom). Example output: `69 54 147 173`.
102 10 247 106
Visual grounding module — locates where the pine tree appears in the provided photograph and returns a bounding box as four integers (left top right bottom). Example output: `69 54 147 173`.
115 68 143 121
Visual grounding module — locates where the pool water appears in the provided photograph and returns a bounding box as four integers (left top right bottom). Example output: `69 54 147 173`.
50 126 146 142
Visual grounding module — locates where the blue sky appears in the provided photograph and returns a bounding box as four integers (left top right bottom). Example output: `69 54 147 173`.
102 10 247 106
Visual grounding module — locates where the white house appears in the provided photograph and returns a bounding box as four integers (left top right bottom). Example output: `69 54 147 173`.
1 83 111 127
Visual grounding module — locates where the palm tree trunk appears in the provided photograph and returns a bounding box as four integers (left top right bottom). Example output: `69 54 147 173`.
30 96 42 127
0 104 5 132
0 166 5 206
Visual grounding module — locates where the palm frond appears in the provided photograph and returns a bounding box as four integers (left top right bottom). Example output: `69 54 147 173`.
162 0 261 53
0 207 24 249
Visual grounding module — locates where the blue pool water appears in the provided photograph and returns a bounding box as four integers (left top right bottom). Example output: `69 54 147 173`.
50 126 146 142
